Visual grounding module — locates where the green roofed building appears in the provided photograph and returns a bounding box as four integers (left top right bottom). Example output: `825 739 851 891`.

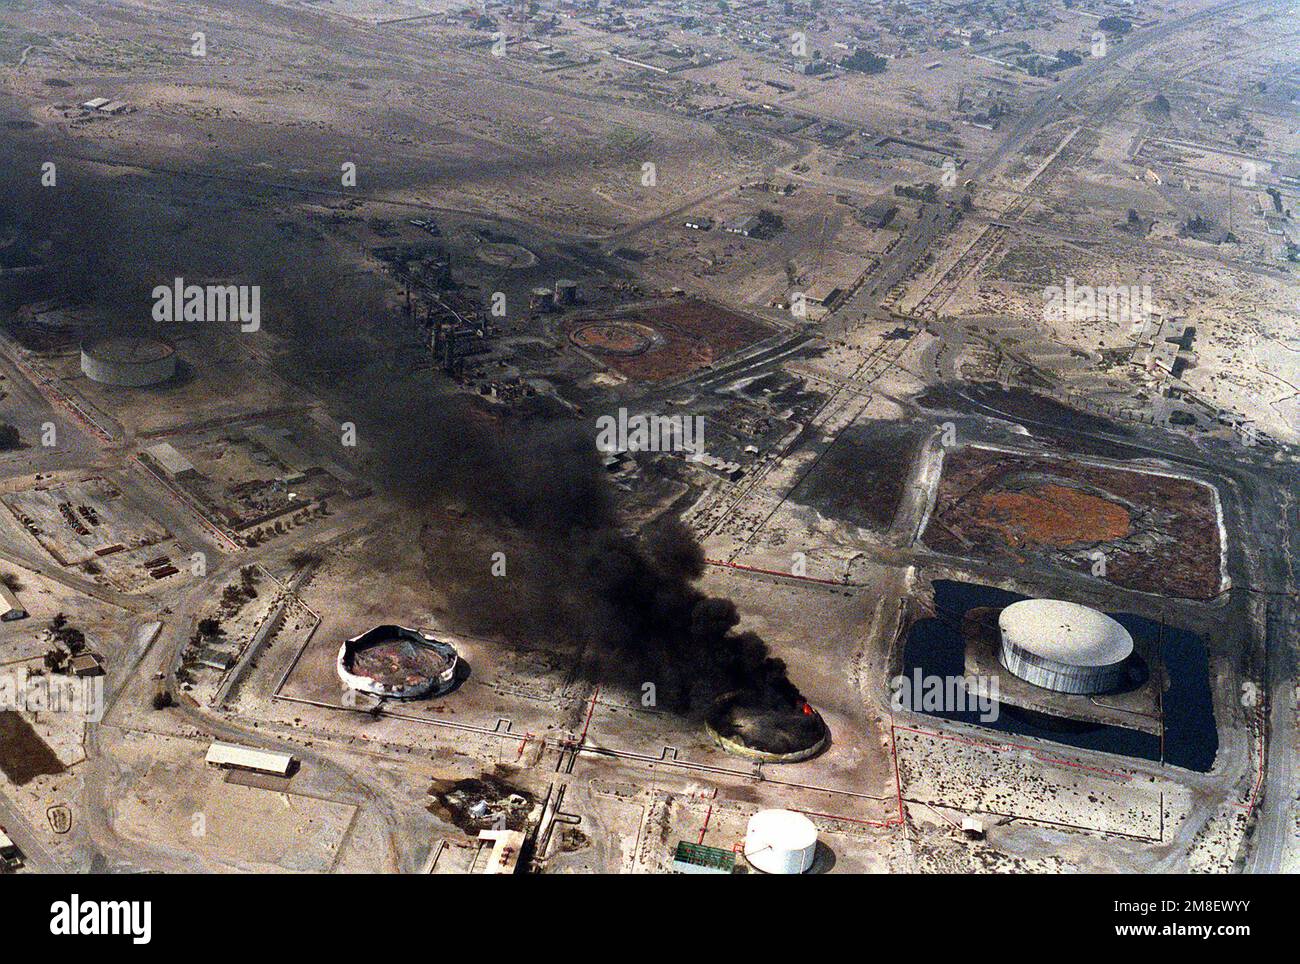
671 841 736 875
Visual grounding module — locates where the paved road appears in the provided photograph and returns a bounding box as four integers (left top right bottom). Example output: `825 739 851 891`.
817 0 1262 341
976 0 1262 180
0 790 65 874
1246 486 1299 873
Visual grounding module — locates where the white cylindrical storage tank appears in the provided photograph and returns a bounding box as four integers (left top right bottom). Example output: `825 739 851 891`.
998 599 1134 695
744 809 817 874
80 335 176 387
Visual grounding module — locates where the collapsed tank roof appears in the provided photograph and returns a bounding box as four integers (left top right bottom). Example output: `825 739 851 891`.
337 625 459 698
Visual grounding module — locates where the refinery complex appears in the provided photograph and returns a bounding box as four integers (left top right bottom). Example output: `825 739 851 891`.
0 0 1295 897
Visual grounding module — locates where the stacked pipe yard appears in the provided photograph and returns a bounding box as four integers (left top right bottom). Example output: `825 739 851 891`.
744 810 818 874
997 599 1134 695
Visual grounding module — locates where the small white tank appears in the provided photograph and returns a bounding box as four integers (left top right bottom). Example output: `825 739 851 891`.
744 809 817 874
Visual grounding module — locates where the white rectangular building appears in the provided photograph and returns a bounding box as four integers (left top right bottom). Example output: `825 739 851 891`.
205 741 296 777
0 583 26 621
477 829 525 874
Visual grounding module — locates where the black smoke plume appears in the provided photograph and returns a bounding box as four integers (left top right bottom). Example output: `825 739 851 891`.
0 143 809 720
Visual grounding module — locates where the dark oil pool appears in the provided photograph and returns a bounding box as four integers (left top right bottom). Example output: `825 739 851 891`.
902 580 1217 772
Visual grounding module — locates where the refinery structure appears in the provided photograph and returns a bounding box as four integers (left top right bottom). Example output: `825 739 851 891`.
0 0 1293 887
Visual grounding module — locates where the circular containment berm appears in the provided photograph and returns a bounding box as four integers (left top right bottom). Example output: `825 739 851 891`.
706 691 829 763
997 599 1134 695
336 625 459 699
744 809 818 874
80 335 177 387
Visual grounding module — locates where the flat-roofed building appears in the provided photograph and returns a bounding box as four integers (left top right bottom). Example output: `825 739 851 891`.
0 583 27 621
144 442 198 481
205 741 296 777
70 652 104 677
671 841 736 874
477 829 526 873
858 200 898 229
723 214 760 236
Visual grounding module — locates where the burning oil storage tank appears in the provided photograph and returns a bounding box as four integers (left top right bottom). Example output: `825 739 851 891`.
337 625 459 699
706 691 828 763
80 335 176 387
744 809 818 874
998 599 1133 695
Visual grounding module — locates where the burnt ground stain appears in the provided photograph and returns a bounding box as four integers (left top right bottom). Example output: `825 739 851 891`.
428 774 535 833
788 421 922 532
